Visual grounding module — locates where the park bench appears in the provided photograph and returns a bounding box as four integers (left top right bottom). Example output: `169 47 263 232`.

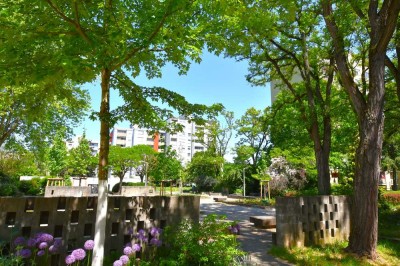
213 196 227 202
249 215 276 229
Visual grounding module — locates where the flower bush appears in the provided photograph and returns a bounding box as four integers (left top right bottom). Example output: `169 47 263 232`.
1 233 95 266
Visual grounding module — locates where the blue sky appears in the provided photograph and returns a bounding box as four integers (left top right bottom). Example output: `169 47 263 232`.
76 51 271 144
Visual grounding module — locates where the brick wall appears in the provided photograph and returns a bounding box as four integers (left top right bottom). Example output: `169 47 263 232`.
276 196 350 248
0 195 199 264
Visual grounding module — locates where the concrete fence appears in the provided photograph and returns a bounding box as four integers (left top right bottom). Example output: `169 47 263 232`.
0 195 199 265
276 196 350 248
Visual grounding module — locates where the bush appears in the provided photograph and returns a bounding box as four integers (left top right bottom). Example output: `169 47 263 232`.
0 173 19 196
331 183 353 195
382 192 400 205
18 177 48 196
123 182 145 187
156 215 244 265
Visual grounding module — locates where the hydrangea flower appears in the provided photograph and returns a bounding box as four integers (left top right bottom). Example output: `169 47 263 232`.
71 248 86 261
84 239 95 250
18 249 32 259
13 236 25 246
65 255 76 265
123 246 133 256
113 260 123 266
38 242 48 249
120 255 129 265
37 250 45 257
132 243 141 252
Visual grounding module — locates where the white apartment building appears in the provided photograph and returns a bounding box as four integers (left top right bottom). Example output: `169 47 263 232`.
66 136 99 155
109 117 208 164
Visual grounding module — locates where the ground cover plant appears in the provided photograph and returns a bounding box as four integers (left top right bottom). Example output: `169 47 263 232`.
269 240 400 266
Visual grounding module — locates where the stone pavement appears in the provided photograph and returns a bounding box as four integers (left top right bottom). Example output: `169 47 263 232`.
200 196 292 266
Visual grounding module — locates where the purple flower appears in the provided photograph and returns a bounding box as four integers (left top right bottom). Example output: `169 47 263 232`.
37 250 45 257
120 255 129 265
128 228 134 235
65 255 76 265
53 239 62 248
150 227 161 237
71 248 86 261
14 236 25 246
18 249 32 259
49 245 58 254
38 242 48 249
113 260 123 266
150 238 162 247
123 246 133 256
132 243 141 252
84 239 95 250
37 233 54 243
137 230 148 243
27 237 38 247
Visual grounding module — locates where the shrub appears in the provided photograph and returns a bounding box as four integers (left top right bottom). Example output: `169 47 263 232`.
0 173 19 196
157 214 244 265
382 192 400 205
18 177 48 196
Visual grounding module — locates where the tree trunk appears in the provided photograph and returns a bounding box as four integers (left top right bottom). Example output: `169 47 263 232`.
346 52 385 260
118 176 123 194
315 148 331 195
393 167 398 191
92 68 111 266
347 115 382 259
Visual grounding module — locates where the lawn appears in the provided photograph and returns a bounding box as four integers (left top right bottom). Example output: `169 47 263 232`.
269 240 400 266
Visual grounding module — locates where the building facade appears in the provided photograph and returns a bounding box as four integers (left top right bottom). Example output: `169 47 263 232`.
109 117 208 164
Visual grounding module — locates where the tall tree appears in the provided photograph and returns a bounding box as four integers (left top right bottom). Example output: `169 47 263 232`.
47 130 68 177
322 0 400 259
0 85 89 147
234 108 271 171
5 2 221 263
205 1 335 194
67 135 96 178
195 109 235 157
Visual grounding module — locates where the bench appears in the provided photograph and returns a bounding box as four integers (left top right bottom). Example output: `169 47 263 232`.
249 216 276 229
213 196 227 202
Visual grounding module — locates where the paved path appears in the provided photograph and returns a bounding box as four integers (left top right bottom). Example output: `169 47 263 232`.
200 197 292 266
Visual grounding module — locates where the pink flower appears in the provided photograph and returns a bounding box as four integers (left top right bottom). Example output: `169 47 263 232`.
84 240 95 250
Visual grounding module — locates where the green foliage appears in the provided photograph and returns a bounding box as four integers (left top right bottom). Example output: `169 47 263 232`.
47 130 68 177
379 207 400 239
156 214 244 265
67 135 96 177
269 240 400 266
18 177 48 196
234 108 271 169
0 173 19 196
122 182 145 187
149 148 182 183
186 151 224 192
0 148 40 179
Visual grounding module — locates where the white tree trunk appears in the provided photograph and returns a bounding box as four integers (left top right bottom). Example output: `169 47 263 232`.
92 179 108 266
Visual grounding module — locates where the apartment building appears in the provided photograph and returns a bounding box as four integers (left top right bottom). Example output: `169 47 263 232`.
66 136 99 155
109 117 208 164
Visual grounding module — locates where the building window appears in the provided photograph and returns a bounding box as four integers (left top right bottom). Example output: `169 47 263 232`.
117 137 126 140
171 138 177 142
147 138 153 141
118 130 127 134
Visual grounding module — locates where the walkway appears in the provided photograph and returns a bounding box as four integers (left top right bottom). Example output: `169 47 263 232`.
200 196 292 266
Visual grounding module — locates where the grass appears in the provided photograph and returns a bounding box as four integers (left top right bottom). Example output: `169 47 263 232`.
269 240 400 266
270 201 400 266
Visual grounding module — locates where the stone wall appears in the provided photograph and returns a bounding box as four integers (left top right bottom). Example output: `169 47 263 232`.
276 196 350 248
45 186 91 197
0 195 199 264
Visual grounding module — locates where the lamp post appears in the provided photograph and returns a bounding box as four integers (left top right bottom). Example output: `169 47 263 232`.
243 168 246 197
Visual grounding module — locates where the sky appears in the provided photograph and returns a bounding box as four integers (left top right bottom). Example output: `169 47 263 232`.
76 51 271 146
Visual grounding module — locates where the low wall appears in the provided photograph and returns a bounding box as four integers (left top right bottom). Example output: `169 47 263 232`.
45 186 91 197
120 186 155 196
0 195 200 264
276 196 350 248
